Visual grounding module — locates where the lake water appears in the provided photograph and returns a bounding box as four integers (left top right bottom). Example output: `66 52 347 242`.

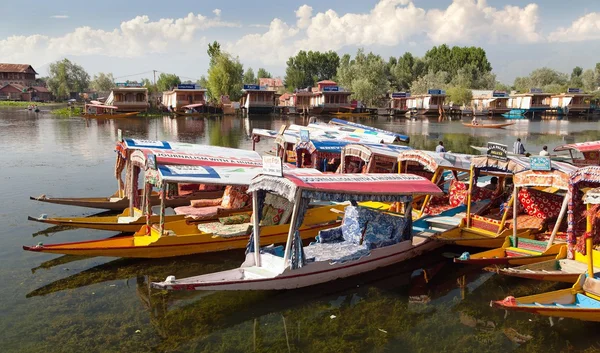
1 108 600 352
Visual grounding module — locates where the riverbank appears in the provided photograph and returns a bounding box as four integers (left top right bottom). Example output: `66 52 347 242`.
51 107 83 117
0 101 57 107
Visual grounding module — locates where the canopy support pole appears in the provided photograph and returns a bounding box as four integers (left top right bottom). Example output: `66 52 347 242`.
159 183 166 235
282 189 303 270
466 165 475 228
128 163 135 215
547 191 570 250
419 168 441 216
587 203 594 276
513 184 519 247
252 191 261 267
497 192 515 234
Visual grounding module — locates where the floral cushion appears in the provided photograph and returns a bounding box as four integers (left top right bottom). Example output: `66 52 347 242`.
221 186 251 209
219 214 251 225
472 187 494 202
174 205 219 219
505 215 545 230
261 205 285 226
449 180 468 207
197 222 252 238
518 188 563 220
190 198 222 208
198 184 225 191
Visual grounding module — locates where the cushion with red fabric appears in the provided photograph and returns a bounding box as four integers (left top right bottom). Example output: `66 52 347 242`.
517 188 563 220
449 180 468 207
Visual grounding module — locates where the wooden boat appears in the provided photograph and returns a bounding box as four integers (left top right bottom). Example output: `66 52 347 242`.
554 140 600 166
492 274 600 322
453 237 566 266
151 171 444 291
499 187 600 282
23 166 344 258
461 122 515 129
432 155 536 248
29 190 209 211
82 103 139 118
82 111 139 119
330 111 372 117
172 103 206 117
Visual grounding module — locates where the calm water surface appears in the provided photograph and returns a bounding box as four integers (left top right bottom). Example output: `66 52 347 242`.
1 108 600 352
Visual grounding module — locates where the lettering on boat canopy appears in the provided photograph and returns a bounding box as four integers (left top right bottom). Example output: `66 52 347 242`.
262 156 283 177
530 156 551 171
154 152 263 167
487 142 508 162
297 174 425 184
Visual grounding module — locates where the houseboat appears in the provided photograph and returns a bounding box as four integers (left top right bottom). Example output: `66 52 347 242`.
549 88 592 115
105 83 149 112
470 90 510 115
290 90 314 115
389 92 410 115
406 89 447 116
241 84 275 114
507 89 551 116
162 84 207 112
310 80 353 114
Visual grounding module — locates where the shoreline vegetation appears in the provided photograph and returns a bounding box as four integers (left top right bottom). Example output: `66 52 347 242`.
0 101 56 107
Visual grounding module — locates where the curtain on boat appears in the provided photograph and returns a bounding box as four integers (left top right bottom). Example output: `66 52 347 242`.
245 190 266 255
290 197 310 269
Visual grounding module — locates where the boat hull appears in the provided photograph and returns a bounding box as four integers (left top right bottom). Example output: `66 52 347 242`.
499 259 599 283
434 227 532 248
462 122 515 129
30 190 223 210
153 237 441 291
27 214 186 233
23 222 338 258
82 111 139 119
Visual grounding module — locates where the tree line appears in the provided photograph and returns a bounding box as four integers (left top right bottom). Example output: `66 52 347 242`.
42 44 600 105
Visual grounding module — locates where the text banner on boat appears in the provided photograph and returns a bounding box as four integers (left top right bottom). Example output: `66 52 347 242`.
262 156 283 177
487 142 508 162
530 156 551 171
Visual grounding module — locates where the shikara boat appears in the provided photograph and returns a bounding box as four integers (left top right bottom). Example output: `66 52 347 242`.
172 103 205 117
461 122 515 129
82 103 139 119
499 187 600 282
554 140 600 167
31 138 262 210
151 171 443 291
492 274 600 322
330 111 373 117
432 155 535 248
453 236 566 266
23 166 343 258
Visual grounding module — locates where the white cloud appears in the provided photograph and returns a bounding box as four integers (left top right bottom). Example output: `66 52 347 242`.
295 5 312 29
213 9 221 17
0 12 238 65
549 12 600 42
50 15 69 19
249 24 269 28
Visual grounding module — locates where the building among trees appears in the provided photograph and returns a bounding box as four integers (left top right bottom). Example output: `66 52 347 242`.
0 63 51 101
162 84 208 111
105 83 149 112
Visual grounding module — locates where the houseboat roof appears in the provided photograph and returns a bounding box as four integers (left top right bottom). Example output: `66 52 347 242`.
248 173 443 202
510 92 551 97
407 93 446 98
317 80 337 84
164 88 207 93
111 87 148 92
554 140 600 153
0 63 37 74
550 92 593 97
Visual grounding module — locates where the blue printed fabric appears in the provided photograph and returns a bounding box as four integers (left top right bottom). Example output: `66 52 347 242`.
303 242 370 264
363 213 407 250
341 206 363 243
317 227 343 243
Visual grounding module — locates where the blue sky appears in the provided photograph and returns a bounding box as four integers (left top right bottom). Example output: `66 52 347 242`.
1 0 599 84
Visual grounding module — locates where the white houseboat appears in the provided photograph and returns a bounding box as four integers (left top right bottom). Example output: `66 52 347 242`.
549 88 592 115
470 90 510 115
406 89 447 115
241 84 275 114
389 92 410 115
105 83 149 112
162 84 208 112
310 80 353 114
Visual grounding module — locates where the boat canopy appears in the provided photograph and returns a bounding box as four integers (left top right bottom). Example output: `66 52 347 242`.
328 118 410 143
295 139 350 155
513 161 578 190
181 103 204 109
397 150 473 173
121 139 262 167
471 155 530 175
570 166 600 186
554 141 600 153
584 187 600 205
248 172 442 203
288 124 401 145
147 165 262 188
86 103 118 110
343 144 411 162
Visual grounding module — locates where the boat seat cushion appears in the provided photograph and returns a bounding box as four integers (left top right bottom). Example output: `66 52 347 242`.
583 277 600 298
221 186 251 209
303 241 369 264
190 198 222 208
197 221 252 238
505 215 545 230
316 226 343 243
219 214 251 225
449 180 468 207
363 213 407 250
518 188 563 220
174 205 219 219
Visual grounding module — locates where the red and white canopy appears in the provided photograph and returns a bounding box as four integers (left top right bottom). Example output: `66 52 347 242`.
554 140 600 153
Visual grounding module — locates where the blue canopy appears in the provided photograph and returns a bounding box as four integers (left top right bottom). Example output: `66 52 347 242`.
329 118 410 143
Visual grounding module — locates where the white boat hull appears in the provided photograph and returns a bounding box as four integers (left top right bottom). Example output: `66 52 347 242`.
153 237 440 291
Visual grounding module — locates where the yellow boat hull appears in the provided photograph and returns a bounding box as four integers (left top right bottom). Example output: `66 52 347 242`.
23 205 344 258
434 227 533 248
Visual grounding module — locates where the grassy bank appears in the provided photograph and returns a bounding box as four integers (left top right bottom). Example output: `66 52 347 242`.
51 107 83 117
0 101 55 107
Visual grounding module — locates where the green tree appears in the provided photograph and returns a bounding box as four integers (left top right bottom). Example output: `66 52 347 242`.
581 69 597 92
409 70 449 94
423 45 492 78
90 72 115 92
336 49 389 107
390 52 417 90
207 41 221 66
46 58 90 100
513 67 568 92
284 50 339 90
207 51 244 102
446 86 473 105
156 73 181 92
243 68 256 84
141 78 157 94
257 68 272 79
